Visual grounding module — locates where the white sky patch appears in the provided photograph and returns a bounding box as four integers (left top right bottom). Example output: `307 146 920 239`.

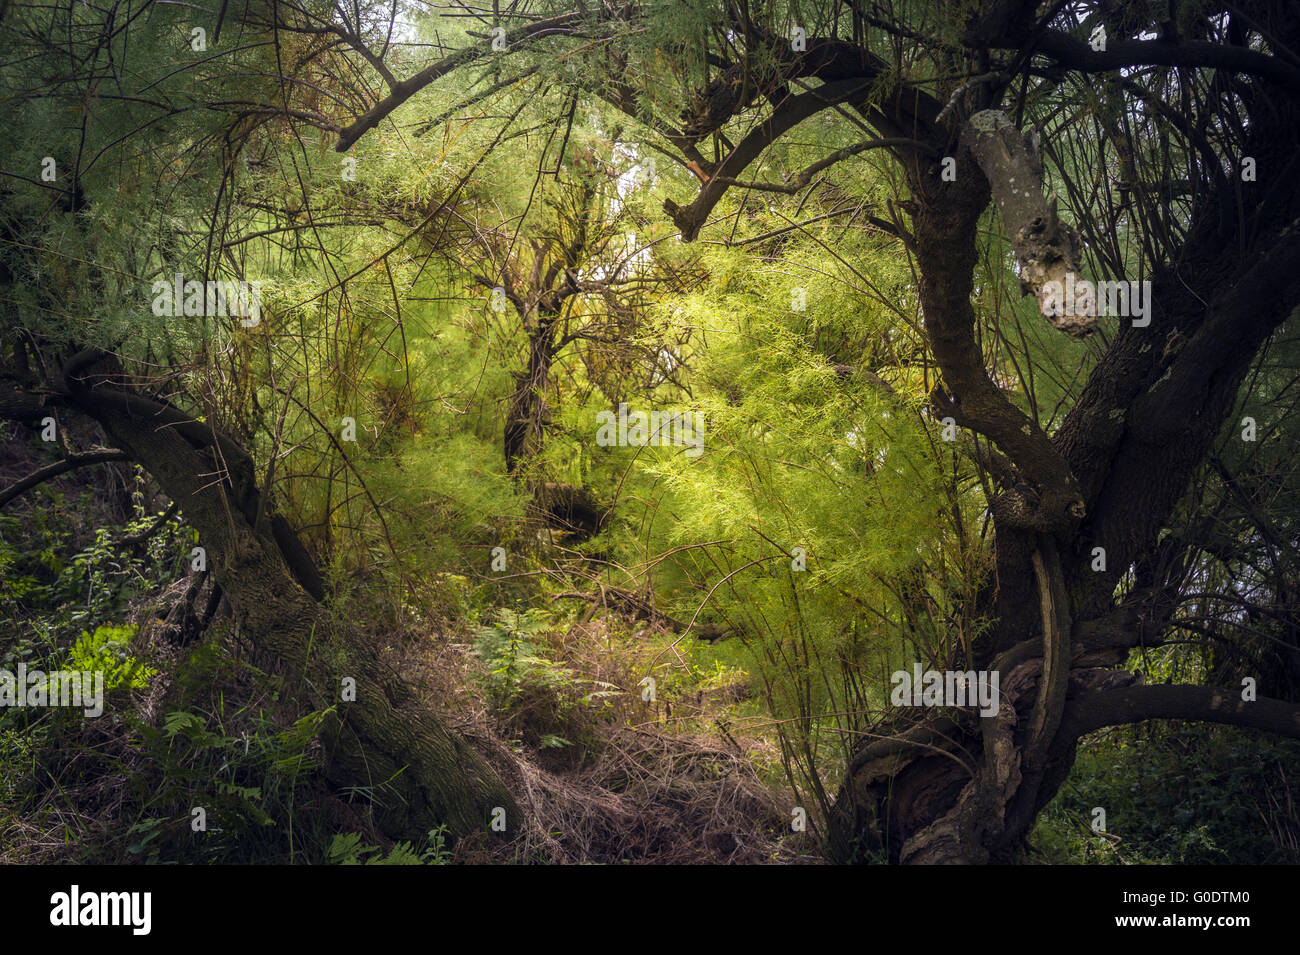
651 347 679 385
609 142 655 218
581 233 650 283
388 0 435 45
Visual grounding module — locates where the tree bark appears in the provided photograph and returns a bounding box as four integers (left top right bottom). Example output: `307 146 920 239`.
504 318 556 475
19 357 520 844
828 96 1300 863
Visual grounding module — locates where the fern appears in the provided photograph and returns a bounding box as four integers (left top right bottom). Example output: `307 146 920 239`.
326 827 452 865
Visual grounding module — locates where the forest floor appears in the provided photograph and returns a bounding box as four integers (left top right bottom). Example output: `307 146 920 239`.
7 443 1294 865
0 434 822 863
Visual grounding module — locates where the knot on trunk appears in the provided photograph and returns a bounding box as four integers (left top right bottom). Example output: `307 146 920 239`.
961 110 1096 337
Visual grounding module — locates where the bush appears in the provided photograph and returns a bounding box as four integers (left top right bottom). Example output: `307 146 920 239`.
1032 721 1300 864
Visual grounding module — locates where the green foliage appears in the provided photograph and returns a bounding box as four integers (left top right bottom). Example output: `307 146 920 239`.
473 608 573 708
2 0 1297 868
0 616 342 863
326 827 452 865
1033 722 1300 865
121 697 334 863
471 608 622 768
67 624 154 693
0 496 189 649
564 217 990 822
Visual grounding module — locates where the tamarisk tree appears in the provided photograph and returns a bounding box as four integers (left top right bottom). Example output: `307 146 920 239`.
6 0 1299 862
307 0 1300 862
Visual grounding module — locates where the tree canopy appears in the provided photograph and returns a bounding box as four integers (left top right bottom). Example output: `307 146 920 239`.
1 0 1298 868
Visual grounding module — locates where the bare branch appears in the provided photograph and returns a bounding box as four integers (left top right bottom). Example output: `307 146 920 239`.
0 449 129 509
335 9 585 152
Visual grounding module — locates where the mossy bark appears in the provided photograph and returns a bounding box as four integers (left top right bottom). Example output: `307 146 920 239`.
74 382 517 844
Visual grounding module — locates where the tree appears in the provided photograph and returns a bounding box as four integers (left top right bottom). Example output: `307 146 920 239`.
0 0 515 845
307 0 1300 862
7 0 1299 864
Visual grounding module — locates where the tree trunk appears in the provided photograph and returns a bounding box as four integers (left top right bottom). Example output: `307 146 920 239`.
504 319 556 474
52 360 518 844
827 97 1300 863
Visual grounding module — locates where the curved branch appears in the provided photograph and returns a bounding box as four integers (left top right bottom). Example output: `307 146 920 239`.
335 10 585 152
1025 535 1071 768
664 78 879 240
714 137 939 194
848 715 963 776
0 449 129 509
59 353 255 477
1029 32 1300 90
1061 684 1300 741
910 162 1085 528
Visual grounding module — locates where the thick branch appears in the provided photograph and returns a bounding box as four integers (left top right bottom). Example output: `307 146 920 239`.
0 388 53 423
664 78 878 240
715 137 938 194
961 110 1094 337
1072 230 1300 590
1061 684 1300 741
1024 535 1070 769
1029 32 1300 90
911 170 1085 529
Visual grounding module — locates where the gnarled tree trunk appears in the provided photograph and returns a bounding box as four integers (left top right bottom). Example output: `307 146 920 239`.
3 351 517 844
828 88 1300 863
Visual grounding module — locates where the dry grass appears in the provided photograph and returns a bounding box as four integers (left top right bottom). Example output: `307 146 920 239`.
484 724 822 864
1 518 825 864
394 610 824 864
